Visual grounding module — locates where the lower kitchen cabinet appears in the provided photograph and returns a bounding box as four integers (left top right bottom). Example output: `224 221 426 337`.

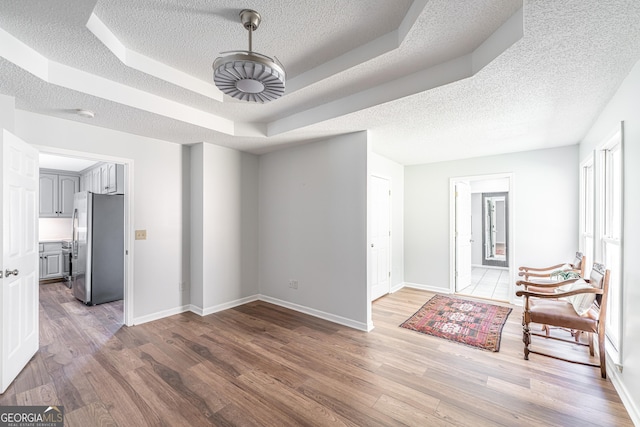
39 242 64 280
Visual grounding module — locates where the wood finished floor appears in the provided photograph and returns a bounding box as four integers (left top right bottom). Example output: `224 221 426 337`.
0 283 632 426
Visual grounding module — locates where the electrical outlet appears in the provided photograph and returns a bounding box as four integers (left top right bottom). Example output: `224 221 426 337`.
135 230 147 240
289 280 298 289
179 282 188 292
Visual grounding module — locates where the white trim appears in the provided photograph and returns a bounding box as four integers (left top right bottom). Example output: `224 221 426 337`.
33 145 135 326
186 294 371 332
449 173 515 303
579 153 595 276
607 356 640 426
404 282 452 294
390 282 405 293
259 295 371 332
198 295 260 317
132 305 191 326
471 264 508 270
595 122 624 356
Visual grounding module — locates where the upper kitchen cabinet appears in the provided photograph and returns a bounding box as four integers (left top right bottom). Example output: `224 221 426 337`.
100 163 124 194
80 162 124 195
39 170 79 218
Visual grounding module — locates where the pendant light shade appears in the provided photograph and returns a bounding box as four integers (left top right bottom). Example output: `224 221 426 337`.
213 10 285 103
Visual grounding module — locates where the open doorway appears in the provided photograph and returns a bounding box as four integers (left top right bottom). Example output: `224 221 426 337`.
38 150 132 326
450 174 513 302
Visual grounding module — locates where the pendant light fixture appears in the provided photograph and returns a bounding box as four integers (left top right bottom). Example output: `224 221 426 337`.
213 9 286 103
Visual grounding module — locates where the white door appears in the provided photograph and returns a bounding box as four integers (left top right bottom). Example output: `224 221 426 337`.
455 182 472 292
371 176 391 301
1 130 39 394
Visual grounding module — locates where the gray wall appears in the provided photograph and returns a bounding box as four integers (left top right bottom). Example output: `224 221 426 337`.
404 145 579 290
258 132 369 329
191 142 259 314
15 110 190 323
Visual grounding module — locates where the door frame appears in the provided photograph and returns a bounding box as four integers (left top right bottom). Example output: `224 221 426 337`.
35 145 134 326
449 173 515 303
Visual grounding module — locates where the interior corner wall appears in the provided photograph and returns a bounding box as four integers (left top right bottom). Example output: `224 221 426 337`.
258 132 369 329
189 143 204 310
14 110 189 322
404 145 579 291
190 142 260 313
578 58 640 424
369 152 405 288
180 144 191 308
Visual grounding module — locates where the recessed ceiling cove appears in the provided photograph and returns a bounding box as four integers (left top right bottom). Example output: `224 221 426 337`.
1 1 640 164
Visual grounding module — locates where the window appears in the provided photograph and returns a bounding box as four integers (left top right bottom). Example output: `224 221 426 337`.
597 127 623 352
579 156 594 277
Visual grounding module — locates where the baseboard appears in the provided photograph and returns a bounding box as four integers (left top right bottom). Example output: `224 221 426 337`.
403 282 452 294
132 305 191 326
258 295 370 332
187 294 368 332
472 264 508 270
197 295 260 317
607 358 640 426
390 282 405 293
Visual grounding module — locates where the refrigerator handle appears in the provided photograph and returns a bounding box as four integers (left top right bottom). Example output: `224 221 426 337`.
72 207 78 258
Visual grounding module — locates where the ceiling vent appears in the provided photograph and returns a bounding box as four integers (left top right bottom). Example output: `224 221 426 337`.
213 9 285 103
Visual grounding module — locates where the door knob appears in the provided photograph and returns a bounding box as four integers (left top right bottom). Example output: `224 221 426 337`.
5 269 19 277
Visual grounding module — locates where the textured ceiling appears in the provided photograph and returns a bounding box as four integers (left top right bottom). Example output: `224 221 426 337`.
1 0 640 165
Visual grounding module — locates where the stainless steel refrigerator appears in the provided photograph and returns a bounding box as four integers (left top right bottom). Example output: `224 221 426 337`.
71 191 124 305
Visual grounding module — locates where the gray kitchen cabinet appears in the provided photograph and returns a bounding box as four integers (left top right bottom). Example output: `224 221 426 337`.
78 163 124 195
80 170 88 192
100 163 123 194
39 173 57 217
39 171 79 217
91 167 102 193
59 175 78 216
39 242 64 280
80 169 98 193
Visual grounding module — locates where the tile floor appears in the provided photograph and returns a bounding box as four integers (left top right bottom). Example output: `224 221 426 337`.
458 267 511 301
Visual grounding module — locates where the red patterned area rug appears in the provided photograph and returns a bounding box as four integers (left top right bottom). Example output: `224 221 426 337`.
400 294 512 352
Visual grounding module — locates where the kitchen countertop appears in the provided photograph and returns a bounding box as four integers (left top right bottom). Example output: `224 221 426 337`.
40 238 72 243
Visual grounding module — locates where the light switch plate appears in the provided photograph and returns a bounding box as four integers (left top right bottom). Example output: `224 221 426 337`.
135 230 147 240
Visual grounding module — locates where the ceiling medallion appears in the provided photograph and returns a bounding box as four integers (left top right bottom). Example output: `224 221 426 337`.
213 9 285 103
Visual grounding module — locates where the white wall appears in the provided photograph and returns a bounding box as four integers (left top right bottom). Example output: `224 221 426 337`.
579 59 640 424
190 142 259 314
0 95 14 133
369 152 405 290
259 132 369 330
14 110 189 323
405 145 578 290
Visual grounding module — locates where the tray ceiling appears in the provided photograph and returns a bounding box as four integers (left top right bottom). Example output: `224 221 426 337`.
1 0 640 164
